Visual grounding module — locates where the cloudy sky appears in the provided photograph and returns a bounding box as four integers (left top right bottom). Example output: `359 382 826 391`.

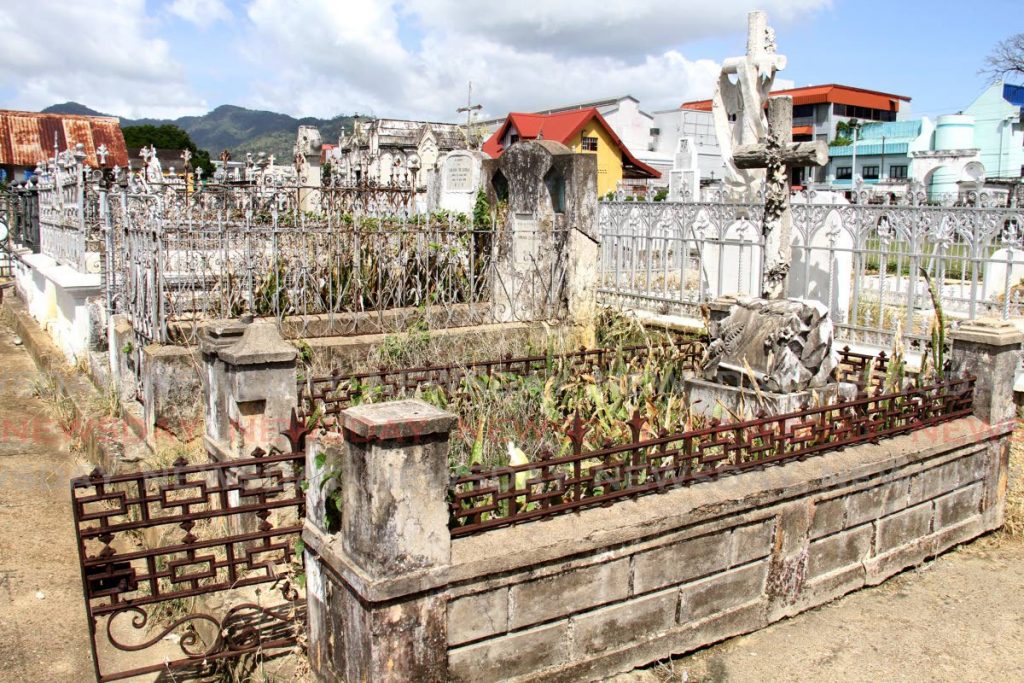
0 0 1015 122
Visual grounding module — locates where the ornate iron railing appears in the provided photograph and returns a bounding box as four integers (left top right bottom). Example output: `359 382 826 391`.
71 441 308 682
599 192 1024 351
448 372 974 536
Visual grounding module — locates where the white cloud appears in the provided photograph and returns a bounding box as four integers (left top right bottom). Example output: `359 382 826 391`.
169 0 233 29
240 0 829 122
0 0 205 118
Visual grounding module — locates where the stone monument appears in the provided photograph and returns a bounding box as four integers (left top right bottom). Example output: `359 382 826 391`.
438 149 487 214
690 11 842 417
294 125 322 213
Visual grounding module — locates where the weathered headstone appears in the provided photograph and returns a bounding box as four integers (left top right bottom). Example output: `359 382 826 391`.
482 140 599 338
438 149 485 214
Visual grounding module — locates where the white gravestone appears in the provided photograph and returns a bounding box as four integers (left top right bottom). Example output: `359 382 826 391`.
669 138 700 201
439 150 485 215
788 203 854 325
984 248 1024 302
698 217 763 299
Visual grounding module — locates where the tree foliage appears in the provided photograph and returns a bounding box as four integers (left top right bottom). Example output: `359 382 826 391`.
982 33 1024 83
121 124 215 177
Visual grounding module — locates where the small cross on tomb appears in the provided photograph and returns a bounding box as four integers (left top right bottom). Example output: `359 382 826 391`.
96 144 109 166
733 96 828 299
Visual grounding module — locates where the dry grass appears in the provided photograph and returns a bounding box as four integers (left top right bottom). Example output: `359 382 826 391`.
1003 417 1024 540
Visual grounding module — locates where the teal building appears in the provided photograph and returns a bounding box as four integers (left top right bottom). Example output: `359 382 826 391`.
963 82 1024 181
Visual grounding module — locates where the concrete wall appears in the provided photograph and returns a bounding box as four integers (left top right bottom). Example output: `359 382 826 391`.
444 417 1009 682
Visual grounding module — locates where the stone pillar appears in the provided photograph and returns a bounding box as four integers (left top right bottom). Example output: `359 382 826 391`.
199 319 298 459
483 140 599 339
950 318 1023 426
295 125 323 214
304 399 456 683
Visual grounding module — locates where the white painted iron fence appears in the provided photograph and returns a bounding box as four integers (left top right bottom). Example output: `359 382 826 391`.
599 192 1024 351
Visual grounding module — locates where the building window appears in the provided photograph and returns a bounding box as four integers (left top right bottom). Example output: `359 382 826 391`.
836 166 852 180
890 165 908 179
862 165 879 180
793 104 815 118
581 136 598 152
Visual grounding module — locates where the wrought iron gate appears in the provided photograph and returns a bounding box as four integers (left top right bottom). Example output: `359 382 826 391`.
71 437 308 682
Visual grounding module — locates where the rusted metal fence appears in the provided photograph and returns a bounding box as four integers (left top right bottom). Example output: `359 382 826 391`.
71 441 307 682
297 340 706 427
448 365 973 536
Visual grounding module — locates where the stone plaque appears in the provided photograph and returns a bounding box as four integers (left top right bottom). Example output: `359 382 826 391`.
444 154 474 193
513 214 540 269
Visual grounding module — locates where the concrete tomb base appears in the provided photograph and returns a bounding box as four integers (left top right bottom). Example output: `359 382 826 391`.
684 376 858 419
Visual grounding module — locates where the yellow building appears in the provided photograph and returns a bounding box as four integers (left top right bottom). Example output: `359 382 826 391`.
483 108 660 196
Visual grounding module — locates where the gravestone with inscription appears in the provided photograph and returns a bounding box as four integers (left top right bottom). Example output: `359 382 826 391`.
438 149 486 215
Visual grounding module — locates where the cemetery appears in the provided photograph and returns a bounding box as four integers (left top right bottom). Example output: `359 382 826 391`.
0 8 1022 683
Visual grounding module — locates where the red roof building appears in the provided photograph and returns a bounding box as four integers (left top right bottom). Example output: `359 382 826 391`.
0 110 128 175
483 108 659 195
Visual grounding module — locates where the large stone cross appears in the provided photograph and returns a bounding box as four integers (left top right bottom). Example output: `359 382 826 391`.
734 96 828 298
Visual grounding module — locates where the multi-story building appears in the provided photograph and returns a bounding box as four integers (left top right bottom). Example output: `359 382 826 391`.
964 81 1024 183
673 84 913 187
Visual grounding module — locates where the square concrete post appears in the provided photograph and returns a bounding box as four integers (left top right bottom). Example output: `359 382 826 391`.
199 319 298 459
303 399 456 683
950 318 1023 426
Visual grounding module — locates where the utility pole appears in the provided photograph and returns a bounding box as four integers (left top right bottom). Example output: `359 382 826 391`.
456 81 483 148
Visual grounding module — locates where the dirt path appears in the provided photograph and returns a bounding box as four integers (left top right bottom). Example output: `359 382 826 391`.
0 319 95 680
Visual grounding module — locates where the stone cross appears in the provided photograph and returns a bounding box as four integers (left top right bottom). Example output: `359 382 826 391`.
180 148 192 170
734 97 828 299
96 144 109 166
712 11 787 197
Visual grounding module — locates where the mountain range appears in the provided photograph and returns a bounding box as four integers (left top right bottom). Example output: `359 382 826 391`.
41 102 358 159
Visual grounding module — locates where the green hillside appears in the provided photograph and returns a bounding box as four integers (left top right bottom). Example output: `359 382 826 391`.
41 102 358 159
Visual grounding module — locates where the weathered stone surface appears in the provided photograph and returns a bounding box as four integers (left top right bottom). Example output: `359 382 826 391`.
342 399 458 441
509 558 630 630
340 401 454 576
934 483 984 529
731 518 775 565
680 561 768 623
633 532 731 594
809 496 845 539
909 461 960 505
572 589 678 657
876 502 933 553
218 321 297 365
807 525 872 578
701 296 839 392
951 319 1022 425
447 588 509 646
449 621 568 683
845 479 910 528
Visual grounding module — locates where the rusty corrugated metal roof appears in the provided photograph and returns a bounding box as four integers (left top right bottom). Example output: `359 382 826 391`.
0 109 128 168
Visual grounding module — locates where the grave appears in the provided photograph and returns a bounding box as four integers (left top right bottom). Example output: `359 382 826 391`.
688 10 840 418
482 140 599 335
438 149 487 214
